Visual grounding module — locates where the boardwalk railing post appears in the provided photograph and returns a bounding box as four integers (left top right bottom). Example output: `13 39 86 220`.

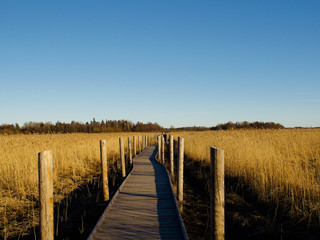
170 135 174 176
158 135 162 161
38 150 54 240
210 147 225 240
119 137 126 177
128 137 132 165
161 135 165 164
133 136 136 157
177 137 184 212
142 136 145 149
100 140 109 201
145 135 147 149
146 135 148 147
138 136 140 153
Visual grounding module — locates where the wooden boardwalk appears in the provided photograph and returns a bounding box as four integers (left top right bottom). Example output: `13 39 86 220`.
88 145 188 240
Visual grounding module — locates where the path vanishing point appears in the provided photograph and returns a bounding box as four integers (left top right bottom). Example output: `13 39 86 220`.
88 145 188 240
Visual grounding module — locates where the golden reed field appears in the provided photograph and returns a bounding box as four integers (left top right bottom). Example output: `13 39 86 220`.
1 129 320 238
175 129 320 227
0 133 155 239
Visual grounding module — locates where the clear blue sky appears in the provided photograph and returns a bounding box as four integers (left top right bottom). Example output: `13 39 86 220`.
1 1 319 128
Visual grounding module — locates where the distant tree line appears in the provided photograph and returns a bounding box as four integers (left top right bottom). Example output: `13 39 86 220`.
0 120 163 134
0 120 286 135
172 126 211 131
172 121 285 131
211 121 285 130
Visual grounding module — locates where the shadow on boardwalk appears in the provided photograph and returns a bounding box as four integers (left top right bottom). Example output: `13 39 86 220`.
89 145 187 240
149 147 185 239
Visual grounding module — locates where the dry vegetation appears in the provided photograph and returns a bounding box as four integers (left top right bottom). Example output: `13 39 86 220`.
2 129 319 239
175 129 320 229
0 133 155 239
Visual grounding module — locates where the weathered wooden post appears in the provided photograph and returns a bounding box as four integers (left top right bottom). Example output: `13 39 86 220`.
138 136 140 153
128 137 132 165
142 136 144 149
133 136 136 157
210 147 225 240
161 135 165 164
38 150 54 240
170 135 174 176
157 135 162 161
177 137 184 212
145 135 148 147
100 140 109 201
119 138 126 177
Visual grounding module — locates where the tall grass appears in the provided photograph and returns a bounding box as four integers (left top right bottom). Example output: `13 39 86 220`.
0 132 154 239
176 129 320 225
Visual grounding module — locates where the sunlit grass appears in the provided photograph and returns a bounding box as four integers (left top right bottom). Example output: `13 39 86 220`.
174 129 320 225
0 132 155 238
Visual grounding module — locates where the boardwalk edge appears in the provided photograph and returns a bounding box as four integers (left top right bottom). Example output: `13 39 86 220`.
87 153 139 240
154 149 189 240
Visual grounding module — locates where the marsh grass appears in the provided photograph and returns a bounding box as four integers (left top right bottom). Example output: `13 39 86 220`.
165 129 320 238
0 132 155 239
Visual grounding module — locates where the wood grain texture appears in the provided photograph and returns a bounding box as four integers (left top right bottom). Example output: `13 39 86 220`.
210 147 225 240
120 138 126 177
100 140 109 201
158 135 162 162
133 136 136 157
170 135 174 176
128 137 132 165
142 136 145 150
177 137 184 202
161 135 165 164
89 146 188 240
38 150 53 240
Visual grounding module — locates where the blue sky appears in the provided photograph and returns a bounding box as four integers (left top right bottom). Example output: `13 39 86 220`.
1 0 319 128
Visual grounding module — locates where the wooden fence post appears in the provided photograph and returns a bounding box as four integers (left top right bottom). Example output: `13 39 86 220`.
145 135 148 147
170 135 174 176
210 147 225 240
177 137 184 211
128 137 132 165
142 136 145 149
138 136 140 153
100 140 109 201
133 136 136 157
158 135 162 161
161 135 165 164
119 138 126 177
38 150 54 240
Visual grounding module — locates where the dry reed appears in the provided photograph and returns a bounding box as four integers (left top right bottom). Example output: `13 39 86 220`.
174 129 320 225
0 132 155 239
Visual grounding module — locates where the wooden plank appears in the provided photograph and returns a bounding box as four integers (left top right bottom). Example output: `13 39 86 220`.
88 145 188 240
